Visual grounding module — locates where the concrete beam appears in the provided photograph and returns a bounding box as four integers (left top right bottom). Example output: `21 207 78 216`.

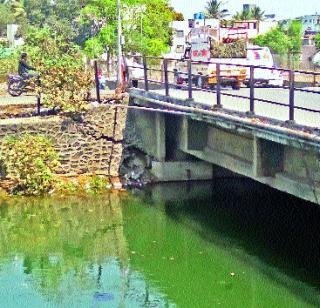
150 161 213 182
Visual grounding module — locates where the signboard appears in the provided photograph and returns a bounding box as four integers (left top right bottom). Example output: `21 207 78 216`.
188 19 195 28
194 12 205 20
190 27 210 43
191 43 210 62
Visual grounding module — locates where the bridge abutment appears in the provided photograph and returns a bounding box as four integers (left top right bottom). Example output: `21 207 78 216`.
129 90 320 204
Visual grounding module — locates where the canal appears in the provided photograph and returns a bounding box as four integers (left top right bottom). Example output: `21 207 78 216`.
0 179 320 307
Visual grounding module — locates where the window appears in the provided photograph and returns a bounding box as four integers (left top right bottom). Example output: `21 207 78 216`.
176 45 184 53
176 30 184 38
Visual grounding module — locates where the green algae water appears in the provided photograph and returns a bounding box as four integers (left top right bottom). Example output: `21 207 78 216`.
1 179 320 307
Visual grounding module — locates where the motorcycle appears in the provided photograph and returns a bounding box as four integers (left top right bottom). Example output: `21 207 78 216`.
7 74 40 97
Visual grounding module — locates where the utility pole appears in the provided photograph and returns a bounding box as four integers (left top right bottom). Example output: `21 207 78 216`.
117 0 122 86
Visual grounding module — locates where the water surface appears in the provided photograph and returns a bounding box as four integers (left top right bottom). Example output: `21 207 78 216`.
0 179 320 307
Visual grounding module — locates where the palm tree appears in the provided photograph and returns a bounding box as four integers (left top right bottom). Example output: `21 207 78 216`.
233 6 265 21
233 9 251 21
251 6 265 21
205 0 229 19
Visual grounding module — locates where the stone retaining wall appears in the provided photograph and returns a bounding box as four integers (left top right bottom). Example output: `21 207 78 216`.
0 97 128 177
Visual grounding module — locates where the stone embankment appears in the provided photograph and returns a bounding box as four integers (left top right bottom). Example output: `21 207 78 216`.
0 95 129 178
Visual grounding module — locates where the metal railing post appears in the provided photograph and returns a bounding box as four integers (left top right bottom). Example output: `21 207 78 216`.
289 70 295 122
215 63 222 108
164 58 169 97
94 60 101 103
249 65 255 114
188 60 193 100
143 56 149 91
37 94 41 115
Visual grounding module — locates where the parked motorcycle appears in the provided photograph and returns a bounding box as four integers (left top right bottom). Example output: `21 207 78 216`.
7 74 40 97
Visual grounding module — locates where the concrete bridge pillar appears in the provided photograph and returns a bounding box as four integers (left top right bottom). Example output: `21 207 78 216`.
129 109 166 161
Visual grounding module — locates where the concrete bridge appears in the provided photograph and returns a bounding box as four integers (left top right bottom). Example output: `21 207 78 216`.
127 86 320 205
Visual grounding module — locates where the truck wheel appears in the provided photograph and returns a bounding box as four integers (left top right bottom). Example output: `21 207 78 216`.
232 83 241 90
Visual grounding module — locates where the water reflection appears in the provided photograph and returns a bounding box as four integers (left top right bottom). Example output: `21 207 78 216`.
0 181 320 307
0 194 173 307
126 180 320 307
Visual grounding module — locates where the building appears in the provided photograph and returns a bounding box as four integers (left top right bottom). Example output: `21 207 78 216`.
167 18 277 58
297 14 320 33
243 4 256 12
280 14 320 46
230 20 277 39
169 21 190 56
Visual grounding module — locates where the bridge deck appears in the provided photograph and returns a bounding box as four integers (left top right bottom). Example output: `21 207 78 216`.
152 87 320 128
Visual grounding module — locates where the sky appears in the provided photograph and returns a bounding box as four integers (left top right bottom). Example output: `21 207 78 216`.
170 0 320 20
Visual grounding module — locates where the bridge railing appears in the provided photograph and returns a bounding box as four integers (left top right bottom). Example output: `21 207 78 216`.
125 55 320 124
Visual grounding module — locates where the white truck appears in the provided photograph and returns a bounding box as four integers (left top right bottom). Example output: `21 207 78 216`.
172 26 283 89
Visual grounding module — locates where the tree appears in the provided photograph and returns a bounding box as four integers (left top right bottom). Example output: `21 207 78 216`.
8 0 26 23
24 27 93 112
23 0 89 44
233 9 251 21
253 27 289 55
253 21 302 68
168 5 184 21
251 6 265 21
287 20 302 68
233 6 264 21
287 20 302 55
205 0 228 19
0 3 15 36
315 34 320 50
82 0 174 58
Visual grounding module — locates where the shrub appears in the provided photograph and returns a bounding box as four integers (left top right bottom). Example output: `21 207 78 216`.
0 52 18 83
89 175 110 194
24 27 94 113
1 135 59 195
315 34 320 51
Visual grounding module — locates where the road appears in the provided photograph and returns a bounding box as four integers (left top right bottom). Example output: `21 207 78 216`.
153 86 320 128
2 85 320 128
0 95 37 105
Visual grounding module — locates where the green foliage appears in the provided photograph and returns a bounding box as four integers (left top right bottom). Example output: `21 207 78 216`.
24 27 94 112
1 135 59 195
89 175 110 194
316 34 320 51
253 21 302 56
287 20 302 54
23 0 90 45
169 6 184 21
9 0 27 24
205 0 229 19
250 6 265 20
253 21 302 68
0 3 15 36
56 175 111 194
233 6 265 21
0 51 18 82
82 0 174 58
253 27 290 55
56 181 79 193
0 194 127 295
